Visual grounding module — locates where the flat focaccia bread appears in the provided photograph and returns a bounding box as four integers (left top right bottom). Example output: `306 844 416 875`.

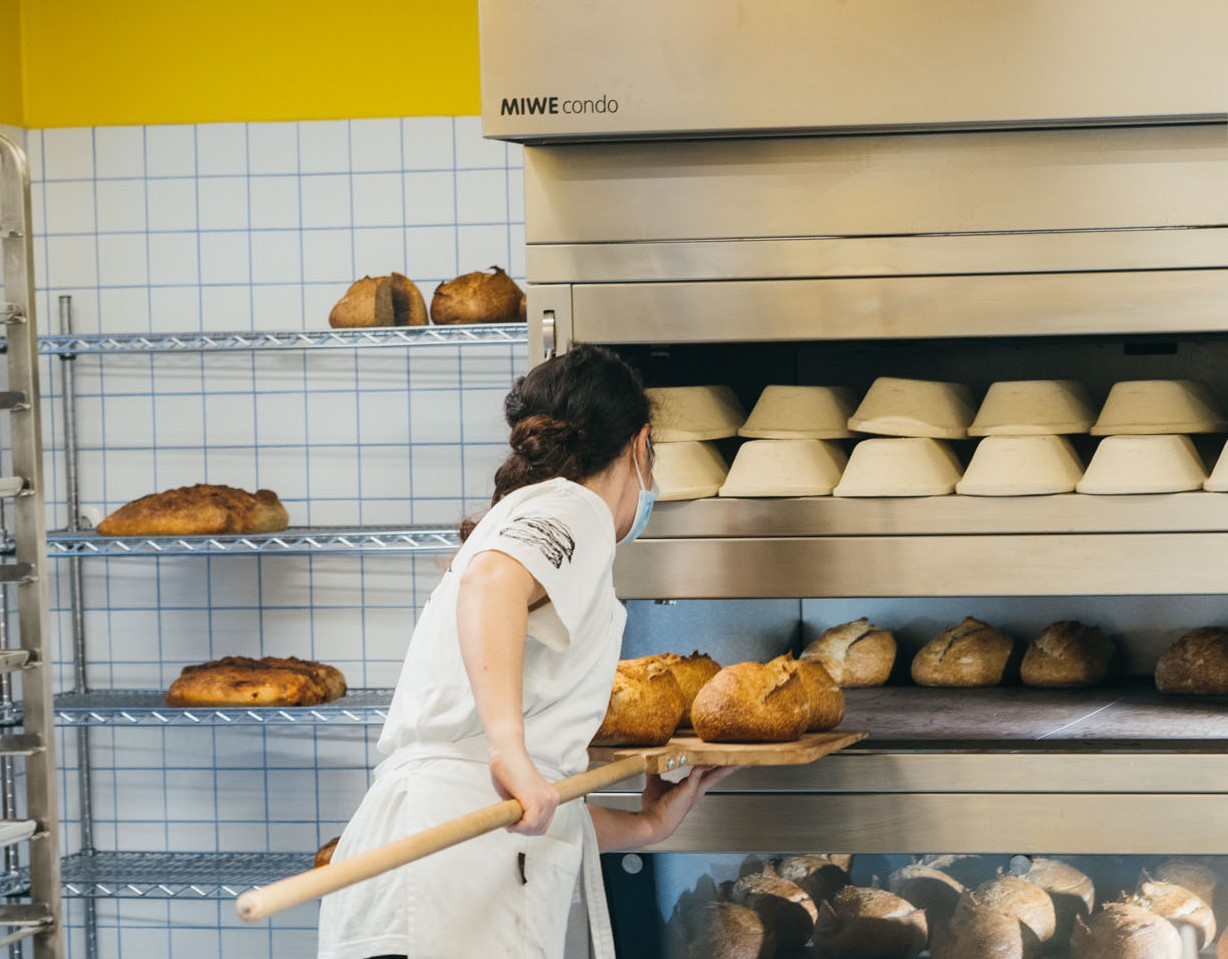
96 484 289 537
167 655 346 707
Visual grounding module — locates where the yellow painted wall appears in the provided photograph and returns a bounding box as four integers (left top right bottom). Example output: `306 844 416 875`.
0 0 22 126
21 0 480 128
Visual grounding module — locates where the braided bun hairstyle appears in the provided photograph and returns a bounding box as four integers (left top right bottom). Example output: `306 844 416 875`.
460 345 651 540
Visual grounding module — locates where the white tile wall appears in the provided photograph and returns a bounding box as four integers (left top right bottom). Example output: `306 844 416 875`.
22 117 528 958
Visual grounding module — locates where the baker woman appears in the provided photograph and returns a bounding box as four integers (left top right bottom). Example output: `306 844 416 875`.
318 344 732 959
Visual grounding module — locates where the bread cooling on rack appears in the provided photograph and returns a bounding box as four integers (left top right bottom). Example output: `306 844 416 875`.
166 655 346 707
96 484 289 537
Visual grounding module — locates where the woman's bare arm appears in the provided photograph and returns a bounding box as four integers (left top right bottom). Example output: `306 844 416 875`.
587 767 736 851
456 550 559 835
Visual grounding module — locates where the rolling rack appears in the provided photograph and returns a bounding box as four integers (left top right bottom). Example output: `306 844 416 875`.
0 133 63 956
29 297 527 954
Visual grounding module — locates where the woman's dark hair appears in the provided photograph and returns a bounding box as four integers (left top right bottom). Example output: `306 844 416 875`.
460 345 651 540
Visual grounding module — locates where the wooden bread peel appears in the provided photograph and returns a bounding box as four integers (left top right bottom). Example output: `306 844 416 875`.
235 729 868 922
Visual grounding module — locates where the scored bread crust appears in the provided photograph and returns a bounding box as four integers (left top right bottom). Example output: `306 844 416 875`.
911 617 1016 687
973 876 1057 949
1155 628 1228 694
690 661 810 743
592 659 685 746
814 886 928 959
801 618 896 687
169 666 325 707
771 653 845 732
1071 903 1181 959
937 890 1038 959
626 651 722 726
779 855 852 906
1021 621 1114 688
730 870 818 953
1152 860 1218 916
97 484 289 537
888 863 964 927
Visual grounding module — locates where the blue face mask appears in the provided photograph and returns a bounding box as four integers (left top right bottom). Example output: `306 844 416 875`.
617 442 658 547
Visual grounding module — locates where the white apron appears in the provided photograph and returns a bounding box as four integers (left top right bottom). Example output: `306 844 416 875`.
318 480 624 959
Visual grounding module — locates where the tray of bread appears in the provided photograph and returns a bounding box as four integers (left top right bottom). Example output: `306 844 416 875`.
588 651 869 769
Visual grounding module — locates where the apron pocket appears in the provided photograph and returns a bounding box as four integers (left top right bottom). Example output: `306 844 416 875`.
521 832 583 959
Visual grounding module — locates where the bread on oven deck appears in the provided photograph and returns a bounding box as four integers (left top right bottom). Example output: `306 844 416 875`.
1155 627 1228 694
911 617 1017 687
801 618 896 687
1021 621 1115 688
97 484 289 537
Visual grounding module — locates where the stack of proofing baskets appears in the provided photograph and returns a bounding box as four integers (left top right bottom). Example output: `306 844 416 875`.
649 379 1228 499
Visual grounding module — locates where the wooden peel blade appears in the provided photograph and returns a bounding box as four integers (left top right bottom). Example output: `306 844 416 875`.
234 750 675 922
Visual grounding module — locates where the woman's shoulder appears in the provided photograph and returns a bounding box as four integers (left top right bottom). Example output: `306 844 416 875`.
471 479 613 550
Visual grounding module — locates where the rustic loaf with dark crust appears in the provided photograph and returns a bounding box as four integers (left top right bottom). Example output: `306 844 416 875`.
1016 857 1094 948
729 868 818 953
592 658 685 746
690 660 810 743
780 854 852 906
933 889 1038 959
167 655 346 707
97 484 289 537
971 876 1056 954
684 902 775 959
802 618 896 687
1152 859 1218 915
1070 903 1181 959
1021 621 1115 687
888 862 964 928
911 617 1017 687
1155 627 1228 694
771 653 845 732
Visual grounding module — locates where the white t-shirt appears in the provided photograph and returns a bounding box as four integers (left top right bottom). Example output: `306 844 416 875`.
379 477 626 777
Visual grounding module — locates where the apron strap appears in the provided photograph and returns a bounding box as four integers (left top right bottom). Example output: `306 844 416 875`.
580 804 618 959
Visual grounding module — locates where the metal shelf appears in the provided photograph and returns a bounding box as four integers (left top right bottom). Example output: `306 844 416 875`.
46 526 460 557
55 851 312 900
26 323 528 356
54 689 393 727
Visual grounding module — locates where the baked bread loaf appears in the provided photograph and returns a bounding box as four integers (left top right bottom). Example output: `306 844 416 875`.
627 651 721 727
802 618 897 687
97 484 289 537
729 867 818 952
683 902 775 959
1070 903 1181 959
1128 876 1216 949
971 876 1056 954
690 660 810 743
167 655 347 707
932 889 1041 959
1152 859 1219 916
888 862 964 928
314 836 339 869
329 273 427 328
911 618 1017 687
431 266 523 325
1155 628 1228 694
771 653 846 732
813 885 927 959
1015 857 1094 947
779 854 852 906
1021 621 1115 688
592 658 685 746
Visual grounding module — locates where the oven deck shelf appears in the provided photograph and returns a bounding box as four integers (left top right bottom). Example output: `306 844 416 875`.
53 689 394 726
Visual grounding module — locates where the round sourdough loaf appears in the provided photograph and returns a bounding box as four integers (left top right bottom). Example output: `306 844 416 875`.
932 889 1040 959
801 618 897 687
1071 903 1181 959
730 868 818 953
971 876 1056 954
592 658 685 746
1128 877 1216 949
771 654 845 732
1155 628 1228 694
626 651 722 727
691 660 810 742
1152 859 1219 917
1015 858 1094 948
779 854 852 906
813 885 927 959
888 863 964 929
911 618 1017 687
684 901 775 959
1021 622 1115 688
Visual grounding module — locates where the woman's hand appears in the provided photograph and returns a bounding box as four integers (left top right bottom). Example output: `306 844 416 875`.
638 766 737 846
489 746 560 836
